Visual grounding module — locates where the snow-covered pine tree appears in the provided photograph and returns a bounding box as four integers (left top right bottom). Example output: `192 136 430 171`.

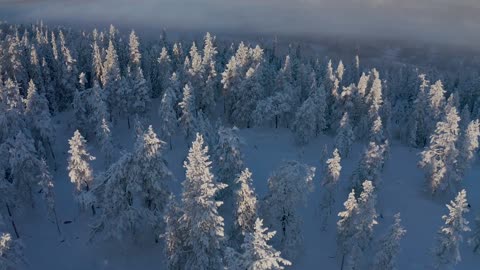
37 159 57 224
335 112 355 158
230 66 263 128
213 126 244 201
178 83 196 139
0 232 25 270
233 168 258 244
96 118 114 167
131 125 173 227
419 106 460 195
127 31 150 118
236 218 292 270
67 130 96 210
264 161 315 259
433 189 470 269
351 142 385 190
355 180 378 252
292 89 319 144
409 74 430 147
320 148 342 230
158 86 177 148
337 189 359 268
154 46 172 98
179 133 226 269
24 80 55 159
7 131 42 209
91 124 173 241
370 114 386 145
428 80 447 131
455 120 480 181
372 213 406 270
102 40 124 119
163 195 187 270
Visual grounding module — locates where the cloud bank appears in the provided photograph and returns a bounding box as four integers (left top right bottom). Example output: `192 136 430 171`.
0 0 478 48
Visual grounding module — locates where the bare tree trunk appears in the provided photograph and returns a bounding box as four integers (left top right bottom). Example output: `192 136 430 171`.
53 208 62 236
5 203 19 238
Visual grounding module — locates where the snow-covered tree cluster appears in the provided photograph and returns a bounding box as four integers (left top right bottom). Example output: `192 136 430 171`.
0 20 480 269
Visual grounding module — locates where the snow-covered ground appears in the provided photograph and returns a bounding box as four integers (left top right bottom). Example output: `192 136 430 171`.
16 108 480 269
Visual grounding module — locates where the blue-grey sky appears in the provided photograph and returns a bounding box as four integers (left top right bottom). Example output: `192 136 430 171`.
0 0 479 47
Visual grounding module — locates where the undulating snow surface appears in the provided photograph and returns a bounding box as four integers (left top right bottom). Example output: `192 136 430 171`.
16 109 480 269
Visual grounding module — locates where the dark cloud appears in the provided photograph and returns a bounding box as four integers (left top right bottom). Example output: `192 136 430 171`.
0 0 478 48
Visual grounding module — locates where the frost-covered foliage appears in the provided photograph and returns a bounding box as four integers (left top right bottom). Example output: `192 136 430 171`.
351 141 387 190
177 133 226 269
233 168 258 243
230 218 292 270
292 74 327 144
213 126 245 200
373 213 406 270
320 148 342 225
455 119 480 181
337 180 378 269
68 130 95 207
0 233 25 270
91 126 173 241
264 161 315 259
178 83 196 138
335 112 355 158
433 189 470 269
419 107 460 195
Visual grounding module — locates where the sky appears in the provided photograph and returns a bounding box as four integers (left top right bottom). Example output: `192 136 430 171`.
0 0 479 48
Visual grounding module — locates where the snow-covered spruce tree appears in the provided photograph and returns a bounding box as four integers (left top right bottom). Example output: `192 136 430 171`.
132 125 173 224
455 119 480 181
178 83 196 139
230 66 263 128
57 31 78 111
433 189 470 269
91 126 173 242
320 148 342 230
213 126 244 201
0 232 25 270
469 216 480 254
370 114 386 145
127 31 150 118
158 85 177 148
102 40 125 119
351 142 385 190
292 90 319 144
419 106 460 195
233 168 258 244
409 74 430 147
154 46 172 98
7 131 42 209
355 180 378 253
96 118 114 167
37 159 57 224
337 180 378 269
24 80 55 159
264 161 315 259
427 80 447 131
335 112 355 158
235 218 292 270
163 195 187 270
179 133 226 269
337 189 359 268
67 130 96 210
372 213 406 270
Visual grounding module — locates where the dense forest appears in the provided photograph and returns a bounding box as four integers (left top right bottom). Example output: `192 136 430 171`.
0 20 480 269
